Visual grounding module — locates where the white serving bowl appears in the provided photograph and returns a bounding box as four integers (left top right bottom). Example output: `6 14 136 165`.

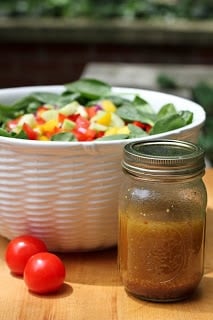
0 86 205 251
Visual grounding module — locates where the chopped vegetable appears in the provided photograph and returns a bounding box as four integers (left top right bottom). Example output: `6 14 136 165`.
24 252 65 294
0 78 193 142
5 235 47 275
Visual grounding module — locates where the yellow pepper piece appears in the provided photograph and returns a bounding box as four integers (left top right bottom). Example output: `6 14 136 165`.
39 135 49 141
104 127 119 136
117 126 130 135
105 126 130 136
101 100 117 112
96 111 112 126
39 119 58 133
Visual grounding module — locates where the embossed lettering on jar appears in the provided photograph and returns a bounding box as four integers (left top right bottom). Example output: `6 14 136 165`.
118 140 207 302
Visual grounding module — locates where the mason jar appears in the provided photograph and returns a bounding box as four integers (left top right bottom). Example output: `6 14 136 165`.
118 139 207 302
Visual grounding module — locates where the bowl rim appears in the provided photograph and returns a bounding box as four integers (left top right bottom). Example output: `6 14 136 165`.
0 85 206 149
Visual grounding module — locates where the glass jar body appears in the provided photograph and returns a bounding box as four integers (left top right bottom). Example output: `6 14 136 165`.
118 174 207 302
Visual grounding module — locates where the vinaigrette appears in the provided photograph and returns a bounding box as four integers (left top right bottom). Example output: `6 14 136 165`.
119 214 204 301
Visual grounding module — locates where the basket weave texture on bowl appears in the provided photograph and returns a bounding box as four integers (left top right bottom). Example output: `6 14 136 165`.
0 141 125 251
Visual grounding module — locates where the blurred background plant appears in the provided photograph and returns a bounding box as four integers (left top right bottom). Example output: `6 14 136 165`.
0 0 213 20
157 74 213 165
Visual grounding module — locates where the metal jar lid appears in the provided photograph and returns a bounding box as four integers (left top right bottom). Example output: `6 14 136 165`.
122 139 205 180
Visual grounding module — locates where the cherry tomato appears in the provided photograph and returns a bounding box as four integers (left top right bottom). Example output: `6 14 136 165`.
24 252 66 294
5 235 47 275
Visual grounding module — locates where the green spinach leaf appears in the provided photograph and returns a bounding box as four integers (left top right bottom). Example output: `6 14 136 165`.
179 110 193 124
128 124 148 138
150 113 186 135
65 78 111 100
157 103 177 119
0 128 27 139
116 104 155 125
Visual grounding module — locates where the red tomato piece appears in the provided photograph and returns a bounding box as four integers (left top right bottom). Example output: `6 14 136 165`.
35 117 45 125
96 131 105 139
72 127 97 141
86 106 98 119
22 123 38 140
35 106 49 125
75 115 90 129
5 235 47 275
36 106 49 118
6 118 20 131
132 121 152 132
72 115 97 141
132 121 145 129
58 113 67 125
68 114 80 122
85 128 97 141
24 252 66 294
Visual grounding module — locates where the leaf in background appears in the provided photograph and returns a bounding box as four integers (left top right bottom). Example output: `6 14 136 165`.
199 119 213 165
65 78 111 100
191 81 213 115
157 73 178 89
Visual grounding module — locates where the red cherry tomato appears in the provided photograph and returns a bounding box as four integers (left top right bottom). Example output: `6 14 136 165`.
24 252 66 294
5 235 47 275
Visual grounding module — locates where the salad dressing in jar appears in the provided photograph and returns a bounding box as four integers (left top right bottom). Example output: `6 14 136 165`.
118 140 207 302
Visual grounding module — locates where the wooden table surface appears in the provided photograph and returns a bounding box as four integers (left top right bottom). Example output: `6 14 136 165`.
0 169 213 320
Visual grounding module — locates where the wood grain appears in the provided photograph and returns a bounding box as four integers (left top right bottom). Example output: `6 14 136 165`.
0 168 212 320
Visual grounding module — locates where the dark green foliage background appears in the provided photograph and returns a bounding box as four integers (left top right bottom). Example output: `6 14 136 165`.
0 1 212 20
